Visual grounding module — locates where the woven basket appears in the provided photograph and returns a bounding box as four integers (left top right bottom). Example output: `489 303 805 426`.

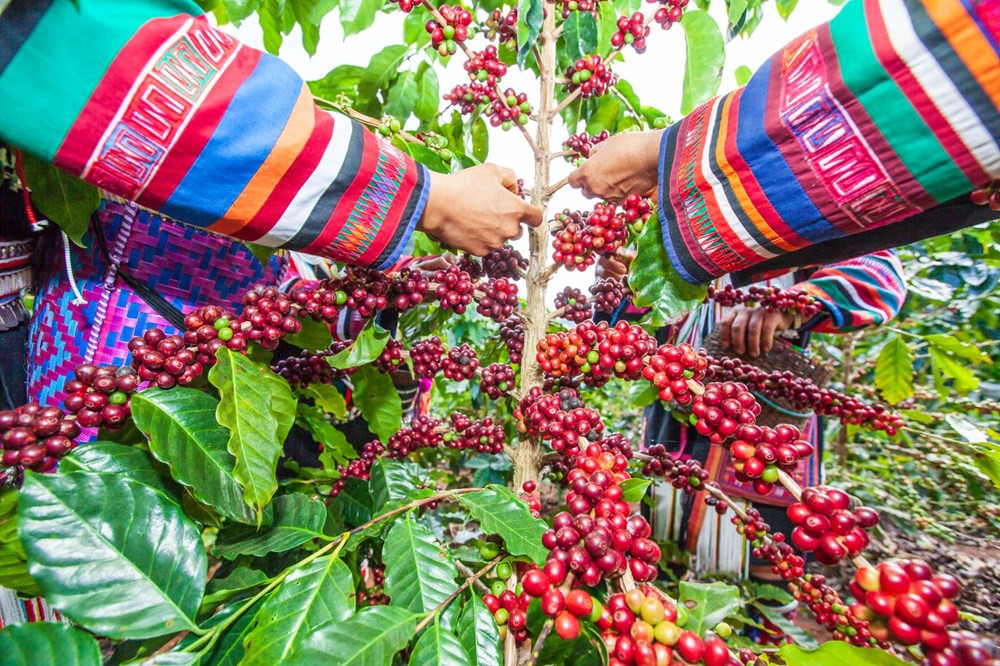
700 330 833 431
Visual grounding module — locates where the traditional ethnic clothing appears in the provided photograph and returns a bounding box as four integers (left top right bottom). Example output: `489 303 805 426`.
658 0 1000 284
1 0 428 268
637 251 907 576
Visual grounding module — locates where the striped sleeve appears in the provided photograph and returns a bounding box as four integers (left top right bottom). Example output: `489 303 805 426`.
657 0 1000 284
796 250 907 333
0 0 427 269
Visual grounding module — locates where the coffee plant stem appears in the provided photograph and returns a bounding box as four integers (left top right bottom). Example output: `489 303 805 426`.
348 487 479 537
413 555 502 634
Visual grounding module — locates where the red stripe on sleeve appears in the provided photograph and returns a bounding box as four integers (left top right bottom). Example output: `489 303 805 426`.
241 108 335 241
53 14 193 175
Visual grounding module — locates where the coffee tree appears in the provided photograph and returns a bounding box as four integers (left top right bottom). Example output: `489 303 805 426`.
0 0 996 665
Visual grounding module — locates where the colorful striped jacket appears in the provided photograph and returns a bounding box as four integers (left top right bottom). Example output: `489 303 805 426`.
659 0 1000 284
0 0 427 269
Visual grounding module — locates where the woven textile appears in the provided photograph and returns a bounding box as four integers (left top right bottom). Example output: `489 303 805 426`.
27 201 287 412
0 587 67 629
0 0 427 269
659 0 1000 283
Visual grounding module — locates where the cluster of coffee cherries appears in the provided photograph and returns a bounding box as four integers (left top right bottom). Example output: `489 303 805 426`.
562 130 610 165
0 403 79 471
129 329 203 388
549 201 631 267
479 363 516 399
409 337 447 378
849 560 991 663
374 339 407 374
518 479 542 518
704 355 903 435
426 5 474 56
554 287 593 323
548 433 634 483
520 563 598 641
551 210 596 270
558 0 607 19
477 278 519 321
706 284 822 319
565 55 618 98
328 440 385 497
432 265 477 314
290 282 347 324
447 415 505 454
749 524 876 646
271 343 352 388
239 286 300 350
388 0 418 12
486 89 532 130
587 202 629 254
325 268 387 318
63 363 139 430
464 46 507 87
499 316 524 364
442 343 480 380
639 445 714 496
515 387 604 453
590 278 630 314
484 7 517 45
622 194 653 235
385 415 442 457
650 0 687 29
482 244 527 280
185 305 247 363
612 12 650 51
969 179 1000 211
544 443 661 584
443 81 494 115
786 486 879 565
641 342 710 405
537 320 658 387
727 422 813 494
690 381 761 444
599 588 730 666
478 544 537 644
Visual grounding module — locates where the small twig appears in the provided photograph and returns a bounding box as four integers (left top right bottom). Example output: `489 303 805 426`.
414 556 501 634
549 149 573 160
313 96 427 146
546 176 569 196
455 560 492 594
349 488 477 537
540 262 561 284
550 89 581 119
547 306 567 322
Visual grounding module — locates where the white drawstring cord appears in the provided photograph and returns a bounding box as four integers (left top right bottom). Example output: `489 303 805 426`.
62 231 86 305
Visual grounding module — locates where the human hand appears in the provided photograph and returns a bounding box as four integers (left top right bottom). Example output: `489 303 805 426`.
596 250 633 281
718 305 795 357
419 164 543 256
568 130 663 203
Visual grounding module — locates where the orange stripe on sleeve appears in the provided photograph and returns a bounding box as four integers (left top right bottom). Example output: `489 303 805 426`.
211 83 317 236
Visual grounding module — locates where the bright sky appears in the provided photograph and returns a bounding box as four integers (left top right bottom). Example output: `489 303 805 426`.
218 1 841 299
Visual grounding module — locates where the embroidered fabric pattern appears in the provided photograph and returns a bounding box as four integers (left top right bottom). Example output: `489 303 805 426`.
659 0 1000 283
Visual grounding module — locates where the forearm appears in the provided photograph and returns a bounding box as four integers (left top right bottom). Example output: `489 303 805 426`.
793 251 908 334
0 0 426 268
657 0 999 283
